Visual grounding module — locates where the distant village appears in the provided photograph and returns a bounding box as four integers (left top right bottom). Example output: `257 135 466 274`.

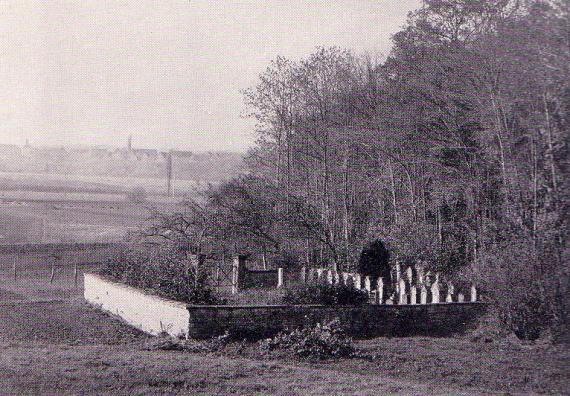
0 136 243 182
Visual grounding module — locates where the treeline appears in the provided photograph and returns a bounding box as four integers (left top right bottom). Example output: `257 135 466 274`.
148 0 569 340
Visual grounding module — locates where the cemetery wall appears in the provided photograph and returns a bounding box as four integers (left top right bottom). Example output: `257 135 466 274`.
84 272 189 338
186 302 487 339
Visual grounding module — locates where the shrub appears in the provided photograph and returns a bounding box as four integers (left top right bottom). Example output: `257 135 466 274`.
260 319 355 360
282 283 369 305
99 244 224 305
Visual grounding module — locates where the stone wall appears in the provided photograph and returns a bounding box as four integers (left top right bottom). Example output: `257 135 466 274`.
85 272 487 340
186 302 487 339
84 272 189 338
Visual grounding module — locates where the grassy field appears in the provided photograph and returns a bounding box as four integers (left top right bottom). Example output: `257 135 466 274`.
0 271 568 395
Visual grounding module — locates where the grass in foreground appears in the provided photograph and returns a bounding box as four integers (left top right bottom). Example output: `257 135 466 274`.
0 296 568 395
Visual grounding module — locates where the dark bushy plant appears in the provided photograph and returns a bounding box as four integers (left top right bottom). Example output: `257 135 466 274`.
99 244 223 305
282 283 368 305
260 319 354 359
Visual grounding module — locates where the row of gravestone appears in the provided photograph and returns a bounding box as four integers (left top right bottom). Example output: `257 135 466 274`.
300 266 477 305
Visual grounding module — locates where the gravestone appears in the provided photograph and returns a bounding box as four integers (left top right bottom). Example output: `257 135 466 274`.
420 285 428 304
410 285 417 304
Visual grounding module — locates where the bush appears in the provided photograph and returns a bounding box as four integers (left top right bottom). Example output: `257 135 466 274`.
282 283 369 305
99 244 224 305
260 319 355 360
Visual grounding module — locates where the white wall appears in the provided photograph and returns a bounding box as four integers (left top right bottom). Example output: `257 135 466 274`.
84 272 189 338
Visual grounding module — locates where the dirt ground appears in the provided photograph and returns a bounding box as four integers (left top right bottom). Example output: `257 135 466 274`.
0 275 568 395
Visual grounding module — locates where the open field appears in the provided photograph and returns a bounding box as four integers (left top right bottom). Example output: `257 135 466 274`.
0 201 146 243
0 171 202 197
0 271 568 395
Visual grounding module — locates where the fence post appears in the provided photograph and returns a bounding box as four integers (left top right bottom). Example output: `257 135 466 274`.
74 262 78 288
277 268 284 288
471 285 477 302
49 255 57 284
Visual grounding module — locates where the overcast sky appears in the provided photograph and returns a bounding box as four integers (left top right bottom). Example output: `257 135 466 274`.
0 0 420 152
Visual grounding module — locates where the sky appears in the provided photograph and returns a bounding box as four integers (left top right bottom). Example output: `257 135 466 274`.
0 0 421 152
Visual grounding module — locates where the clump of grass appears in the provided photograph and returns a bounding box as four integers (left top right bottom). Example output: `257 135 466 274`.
143 332 232 353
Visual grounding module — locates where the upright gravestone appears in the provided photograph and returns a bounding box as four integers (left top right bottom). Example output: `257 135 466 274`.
377 277 384 304
420 285 428 304
326 269 334 284
364 276 372 294
333 271 340 285
277 268 284 288
471 285 477 302
446 283 454 303
457 293 465 302
431 280 440 303
410 285 417 304
307 268 315 283
354 274 362 290
399 278 407 304
316 268 323 282
300 266 306 283
406 266 413 285
342 272 350 286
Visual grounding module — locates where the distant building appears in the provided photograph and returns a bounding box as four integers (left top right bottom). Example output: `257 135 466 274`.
170 149 193 158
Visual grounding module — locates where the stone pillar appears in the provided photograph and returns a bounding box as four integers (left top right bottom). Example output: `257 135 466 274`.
431 280 440 303
420 285 428 304
446 283 454 303
188 253 205 276
300 266 306 283
231 254 247 295
398 278 407 304
354 274 362 290
410 285 417 304
457 293 465 302
377 277 384 304
277 268 284 288
471 285 477 302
